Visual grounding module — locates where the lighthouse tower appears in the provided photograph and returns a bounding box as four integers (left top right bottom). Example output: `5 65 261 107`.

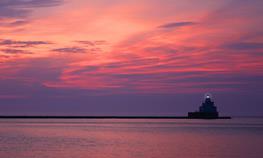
188 93 219 118
199 94 218 113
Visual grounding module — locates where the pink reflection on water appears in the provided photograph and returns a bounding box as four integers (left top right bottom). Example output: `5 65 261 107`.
0 119 262 158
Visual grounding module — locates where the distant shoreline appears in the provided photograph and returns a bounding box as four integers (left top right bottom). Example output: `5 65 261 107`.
0 116 231 119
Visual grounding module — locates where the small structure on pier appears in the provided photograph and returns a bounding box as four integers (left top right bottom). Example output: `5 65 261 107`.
188 93 222 119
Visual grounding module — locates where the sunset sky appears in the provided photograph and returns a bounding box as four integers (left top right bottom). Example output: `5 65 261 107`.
0 0 262 116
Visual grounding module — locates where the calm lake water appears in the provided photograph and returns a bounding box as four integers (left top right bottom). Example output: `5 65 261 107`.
0 118 262 158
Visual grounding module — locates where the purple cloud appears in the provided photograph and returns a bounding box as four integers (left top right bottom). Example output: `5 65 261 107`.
1 49 32 54
0 20 29 27
76 40 107 47
52 47 87 53
0 0 63 18
158 22 195 29
224 42 263 50
0 39 52 47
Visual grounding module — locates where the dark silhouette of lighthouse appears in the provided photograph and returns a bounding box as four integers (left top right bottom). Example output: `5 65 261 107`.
188 93 221 119
199 94 218 114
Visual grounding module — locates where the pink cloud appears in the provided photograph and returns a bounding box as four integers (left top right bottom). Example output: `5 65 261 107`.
0 0 262 95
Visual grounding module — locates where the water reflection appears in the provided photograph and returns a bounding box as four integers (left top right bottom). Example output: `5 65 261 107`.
0 118 262 158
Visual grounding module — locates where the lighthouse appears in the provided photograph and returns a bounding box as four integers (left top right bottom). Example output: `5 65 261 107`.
199 94 218 114
188 93 221 119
